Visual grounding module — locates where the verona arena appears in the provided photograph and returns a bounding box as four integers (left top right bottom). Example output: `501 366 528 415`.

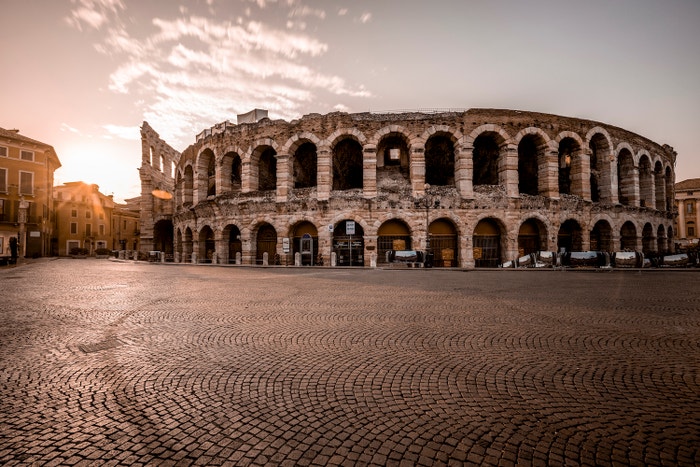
138 108 677 268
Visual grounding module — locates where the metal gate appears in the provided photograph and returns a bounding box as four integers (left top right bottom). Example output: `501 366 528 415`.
473 235 500 268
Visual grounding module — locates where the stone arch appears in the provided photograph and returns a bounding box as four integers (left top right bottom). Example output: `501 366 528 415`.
196 148 216 202
469 125 510 187
182 163 194 206
197 225 216 263
220 148 244 194
429 217 459 267
620 220 638 251
327 127 367 147
555 132 585 197
587 128 614 203
333 218 366 266
517 217 549 256
473 216 507 268
332 135 364 191
223 223 242 264
251 141 278 192
424 129 459 187
642 222 655 255
514 127 551 196
617 144 637 206
376 130 411 184
377 219 412 264
254 222 278 264
292 140 318 189
557 219 584 252
590 218 614 252
288 220 319 265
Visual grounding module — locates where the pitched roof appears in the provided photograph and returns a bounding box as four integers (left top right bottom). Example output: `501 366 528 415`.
675 178 700 191
0 127 53 148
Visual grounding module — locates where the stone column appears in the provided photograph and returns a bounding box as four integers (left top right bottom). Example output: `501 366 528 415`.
573 149 591 201
317 147 331 201
242 161 253 193
542 148 560 199
410 146 425 197
363 145 377 199
455 145 473 199
215 230 228 265
276 154 291 203
499 144 518 198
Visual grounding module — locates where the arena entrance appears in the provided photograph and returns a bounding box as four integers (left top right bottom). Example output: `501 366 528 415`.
198 226 215 263
428 219 458 267
256 224 277 264
224 224 242 264
558 220 583 253
333 220 364 266
291 221 318 266
590 220 613 252
518 219 545 256
377 220 412 264
153 219 174 260
473 218 501 268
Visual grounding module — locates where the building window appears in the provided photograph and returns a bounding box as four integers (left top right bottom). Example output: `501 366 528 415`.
19 171 33 195
0 199 5 222
688 222 696 238
99 224 105 235
0 168 6 192
86 210 91 219
85 224 92 236
0 146 7 157
70 222 77 234
687 202 694 214
71 209 77 217
20 150 34 162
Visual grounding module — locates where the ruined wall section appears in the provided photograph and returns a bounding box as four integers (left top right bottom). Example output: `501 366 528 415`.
139 121 180 253
164 109 676 266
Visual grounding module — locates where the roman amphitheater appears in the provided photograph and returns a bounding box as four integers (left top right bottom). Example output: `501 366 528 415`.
138 108 677 268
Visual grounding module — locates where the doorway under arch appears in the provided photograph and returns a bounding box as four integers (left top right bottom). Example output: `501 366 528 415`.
377 219 412 264
429 218 458 267
558 219 583 252
473 218 502 268
224 224 242 264
518 219 546 256
256 224 277 264
333 220 365 266
290 221 318 265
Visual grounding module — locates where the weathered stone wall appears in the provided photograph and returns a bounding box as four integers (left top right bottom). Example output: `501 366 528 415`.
140 109 677 267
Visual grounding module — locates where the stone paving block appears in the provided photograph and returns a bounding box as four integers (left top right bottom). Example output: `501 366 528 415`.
1 260 699 465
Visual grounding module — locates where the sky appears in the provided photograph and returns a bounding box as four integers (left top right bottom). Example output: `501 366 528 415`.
2 0 699 203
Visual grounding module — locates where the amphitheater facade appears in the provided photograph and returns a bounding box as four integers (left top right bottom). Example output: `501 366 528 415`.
138 108 677 268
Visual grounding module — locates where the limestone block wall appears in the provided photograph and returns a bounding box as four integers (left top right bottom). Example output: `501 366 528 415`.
140 109 677 267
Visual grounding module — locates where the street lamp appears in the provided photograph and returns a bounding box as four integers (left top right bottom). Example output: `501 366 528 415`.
414 184 440 253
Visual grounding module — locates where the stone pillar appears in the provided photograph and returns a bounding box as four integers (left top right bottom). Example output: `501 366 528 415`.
462 233 474 268
455 145 473 199
317 147 331 201
215 231 228 265
276 154 291 202
410 146 425 197
542 148 560 199
573 149 591 201
242 160 253 193
363 145 377 199
262 251 269 266
499 144 518 198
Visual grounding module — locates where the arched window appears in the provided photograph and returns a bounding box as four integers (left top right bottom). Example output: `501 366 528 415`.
425 133 455 187
472 134 500 186
333 138 363 190
293 142 317 189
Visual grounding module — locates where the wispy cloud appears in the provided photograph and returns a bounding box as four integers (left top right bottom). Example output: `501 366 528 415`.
66 0 372 148
103 124 140 140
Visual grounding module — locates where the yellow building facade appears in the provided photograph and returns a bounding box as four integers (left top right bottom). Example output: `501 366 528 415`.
53 182 115 256
0 127 61 258
674 178 700 249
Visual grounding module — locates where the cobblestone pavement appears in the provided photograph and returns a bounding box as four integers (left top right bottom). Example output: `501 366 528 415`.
1 259 698 466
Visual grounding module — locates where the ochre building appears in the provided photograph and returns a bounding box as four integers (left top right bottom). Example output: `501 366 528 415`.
0 127 61 258
674 178 700 249
138 109 677 268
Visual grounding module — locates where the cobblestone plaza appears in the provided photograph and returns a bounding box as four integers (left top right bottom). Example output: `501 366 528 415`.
1 260 698 466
